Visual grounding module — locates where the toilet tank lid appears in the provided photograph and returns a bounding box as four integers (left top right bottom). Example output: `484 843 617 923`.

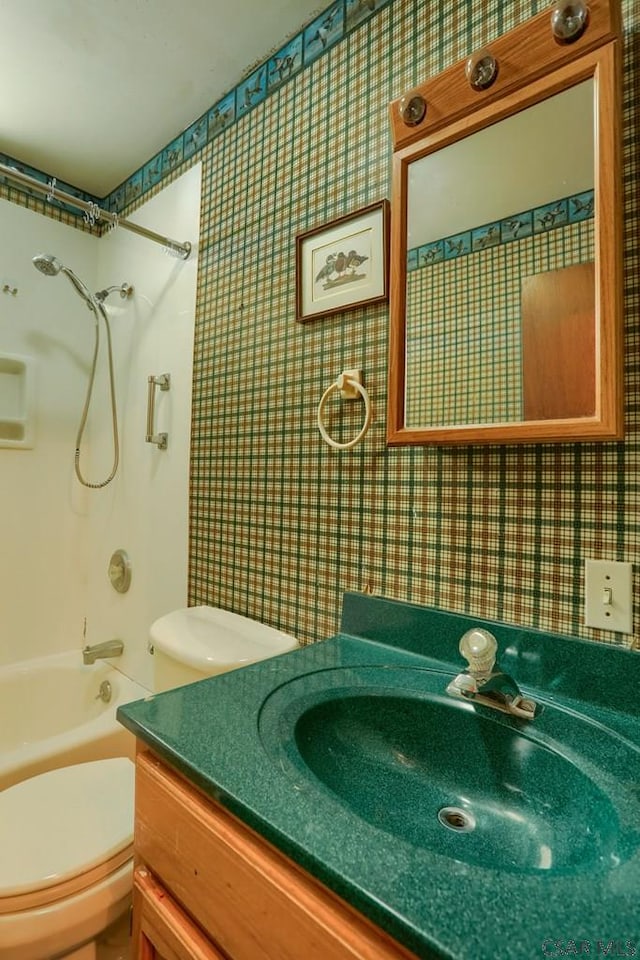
0 758 134 897
150 605 298 671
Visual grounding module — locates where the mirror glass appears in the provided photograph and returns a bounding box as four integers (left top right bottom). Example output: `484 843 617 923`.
405 80 594 428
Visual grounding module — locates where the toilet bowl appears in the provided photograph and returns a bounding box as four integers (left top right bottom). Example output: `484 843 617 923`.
0 757 134 960
1 608 298 959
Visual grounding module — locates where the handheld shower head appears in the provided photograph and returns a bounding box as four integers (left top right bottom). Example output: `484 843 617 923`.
32 253 62 277
32 251 122 489
32 253 95 308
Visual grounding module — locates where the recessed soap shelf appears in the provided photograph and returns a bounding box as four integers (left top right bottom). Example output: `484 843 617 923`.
0 354 35 449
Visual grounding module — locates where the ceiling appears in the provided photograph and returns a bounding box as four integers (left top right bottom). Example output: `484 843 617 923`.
1 0 324 197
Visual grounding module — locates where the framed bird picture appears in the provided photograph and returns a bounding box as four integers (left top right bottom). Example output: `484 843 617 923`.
295 199 389 322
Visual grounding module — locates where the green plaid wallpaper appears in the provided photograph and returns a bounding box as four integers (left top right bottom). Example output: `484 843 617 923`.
189 0 639 648
406 219 595 426
0 180 98 235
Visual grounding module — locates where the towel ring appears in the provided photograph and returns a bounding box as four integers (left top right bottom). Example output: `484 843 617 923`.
317 372 373 450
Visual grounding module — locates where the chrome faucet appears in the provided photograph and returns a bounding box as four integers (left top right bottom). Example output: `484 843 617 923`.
446 628 537 719
82 639 124 665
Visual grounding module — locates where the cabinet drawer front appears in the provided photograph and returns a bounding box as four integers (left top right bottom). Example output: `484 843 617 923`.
135 750 416 960
133 867 226 960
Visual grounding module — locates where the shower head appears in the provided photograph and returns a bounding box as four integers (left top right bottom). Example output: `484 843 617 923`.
32 253 95 308
32 253 61 277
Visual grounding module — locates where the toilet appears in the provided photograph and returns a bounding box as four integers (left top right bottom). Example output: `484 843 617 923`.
0 758 134 960
150 605 299 691
0 608 298 960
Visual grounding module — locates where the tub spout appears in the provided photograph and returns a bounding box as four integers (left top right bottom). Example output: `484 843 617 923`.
82 639 124 665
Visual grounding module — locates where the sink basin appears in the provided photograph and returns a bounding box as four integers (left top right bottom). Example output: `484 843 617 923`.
259 666 640 876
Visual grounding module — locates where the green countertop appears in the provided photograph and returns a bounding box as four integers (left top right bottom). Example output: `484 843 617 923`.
117 593 640 960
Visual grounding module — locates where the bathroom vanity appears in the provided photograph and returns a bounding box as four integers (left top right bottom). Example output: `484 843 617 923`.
119 592 640 960
132 747 416 959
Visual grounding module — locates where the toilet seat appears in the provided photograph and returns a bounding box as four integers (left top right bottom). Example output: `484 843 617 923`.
0 844 133 914
0 861 133 960
0 757 134 914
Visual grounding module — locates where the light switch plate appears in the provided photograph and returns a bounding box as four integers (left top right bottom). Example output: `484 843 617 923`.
584 559 633 634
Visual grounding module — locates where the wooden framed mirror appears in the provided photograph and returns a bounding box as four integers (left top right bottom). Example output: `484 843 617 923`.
387 0 623 445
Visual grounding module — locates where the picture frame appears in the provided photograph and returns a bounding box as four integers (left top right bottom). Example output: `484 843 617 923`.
295 199 390 323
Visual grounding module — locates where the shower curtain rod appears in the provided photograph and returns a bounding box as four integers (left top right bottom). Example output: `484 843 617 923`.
0 161 191 260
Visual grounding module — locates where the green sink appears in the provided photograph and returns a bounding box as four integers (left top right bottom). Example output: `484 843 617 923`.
259 666 640 876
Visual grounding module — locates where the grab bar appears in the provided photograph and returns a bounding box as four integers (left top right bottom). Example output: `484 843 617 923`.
146 373 170 449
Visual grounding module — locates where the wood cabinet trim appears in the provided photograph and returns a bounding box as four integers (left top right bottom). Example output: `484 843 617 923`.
389 0 620 151
133 867 226 960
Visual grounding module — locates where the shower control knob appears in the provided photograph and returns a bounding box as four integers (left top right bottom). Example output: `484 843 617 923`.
108 549 132 593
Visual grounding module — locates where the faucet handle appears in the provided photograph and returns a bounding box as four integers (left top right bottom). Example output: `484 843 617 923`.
459 628 497 679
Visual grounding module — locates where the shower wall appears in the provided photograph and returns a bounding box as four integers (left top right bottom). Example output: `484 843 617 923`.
85 164 201 689
0 199 98 665
0 165 201 685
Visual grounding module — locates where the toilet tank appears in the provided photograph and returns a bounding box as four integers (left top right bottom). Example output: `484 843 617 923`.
150 606 298 692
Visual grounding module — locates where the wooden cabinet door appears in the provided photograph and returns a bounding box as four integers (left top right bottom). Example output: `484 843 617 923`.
132 867 226 960
521 261 596 420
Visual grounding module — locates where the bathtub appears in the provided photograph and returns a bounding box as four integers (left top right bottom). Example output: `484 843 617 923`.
0 650 149 791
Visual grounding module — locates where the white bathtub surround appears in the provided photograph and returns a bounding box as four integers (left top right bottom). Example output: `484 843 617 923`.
0 164 201 690
85 163 202 690
0 200 98 665
0 649 148 791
